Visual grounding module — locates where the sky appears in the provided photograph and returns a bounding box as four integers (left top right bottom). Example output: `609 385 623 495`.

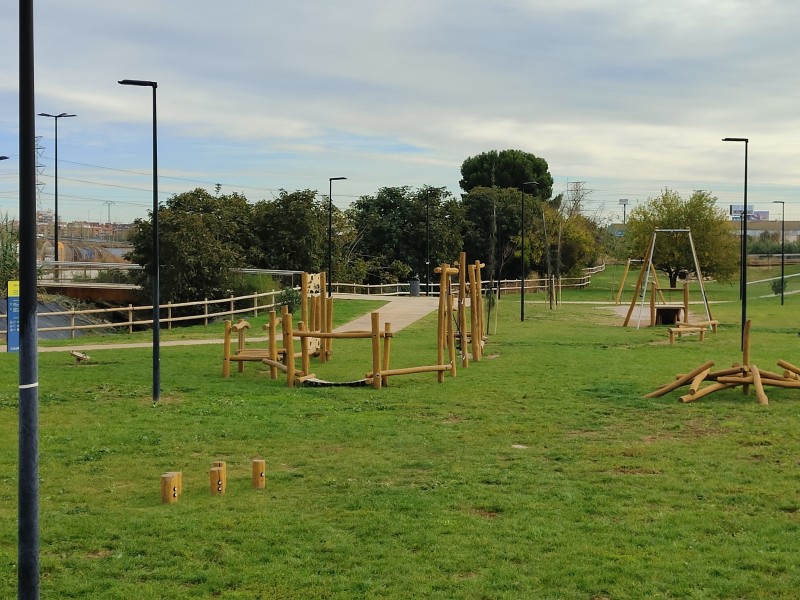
2 0 800 225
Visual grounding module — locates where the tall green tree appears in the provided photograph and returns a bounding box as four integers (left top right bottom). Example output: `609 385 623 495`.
624 189 738 287
459 149 554 198
347 186 463 284
250 190 327 272
126 188 253 304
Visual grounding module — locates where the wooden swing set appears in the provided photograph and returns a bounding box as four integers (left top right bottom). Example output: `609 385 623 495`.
621 229 715 337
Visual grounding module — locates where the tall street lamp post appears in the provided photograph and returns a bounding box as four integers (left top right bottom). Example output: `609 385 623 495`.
119 79 160 402
37 112 76 265
722 137 749 349
328 177 346 297
619 198 629 224
520 181 537 321
426 188 431 297
773 200 785 306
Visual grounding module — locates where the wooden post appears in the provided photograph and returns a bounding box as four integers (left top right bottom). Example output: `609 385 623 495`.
326 296 334 360
751 365 769 405
204 299 209 327
468 263 479 362
459 252 468 362
319 272 328 363
210 466 225 495
447 293 457 378
650 284 656 326
382 322 392 386
160 472 179 504
222 320 232 378
167 302 173 330
268 310 278 380
475 260 485 343
301 272 309 329
282 310 295 387
299 321 310 376
252 459 266 489
371 312 381 390
683 282 689 323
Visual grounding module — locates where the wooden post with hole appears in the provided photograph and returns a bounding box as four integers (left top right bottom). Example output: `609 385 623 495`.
252 459 266 489
161 472 179 504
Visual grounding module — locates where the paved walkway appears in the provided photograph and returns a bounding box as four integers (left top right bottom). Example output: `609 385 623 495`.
20 294 441 354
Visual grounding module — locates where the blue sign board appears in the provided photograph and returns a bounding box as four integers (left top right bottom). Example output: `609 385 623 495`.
7 281 19 353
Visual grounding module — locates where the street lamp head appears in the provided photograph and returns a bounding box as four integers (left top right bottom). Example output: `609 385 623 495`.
523 181 537 187
329 176 347 182
619 198 629 205
0 156 8 161
722 137 748 143
38 112 76 118
119 79 157 88
772 200 785 205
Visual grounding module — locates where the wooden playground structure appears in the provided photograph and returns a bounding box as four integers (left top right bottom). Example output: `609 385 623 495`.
222 255 487 389
620 229 717 341
645 320 800 404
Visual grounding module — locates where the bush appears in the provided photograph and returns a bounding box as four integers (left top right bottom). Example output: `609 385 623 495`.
771 278 789 296
277 287 301 313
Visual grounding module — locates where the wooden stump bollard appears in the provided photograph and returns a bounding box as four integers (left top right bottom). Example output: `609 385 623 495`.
161 472 180 504
210 461 227 495
252 459 266 489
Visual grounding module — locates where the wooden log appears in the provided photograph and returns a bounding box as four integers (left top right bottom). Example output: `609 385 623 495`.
688 367 711 395
301 272 309 327
261 358 288 373
759 379 800 389
701 365 746 380
475 260 485 342
378 364 451 377
222 320 232 378
777 359 800 377
680 382 736 403
717 375 754 384
371 312 381 390
319 272 328 363
161 472 179 504
644 360 715 398
756 368 787 381
468 263 479 362
751 365 769 405
292 330 392 339
252 459 266 490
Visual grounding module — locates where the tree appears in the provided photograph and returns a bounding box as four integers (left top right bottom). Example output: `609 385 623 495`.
347 186 464 284
459 149 554 198
461 186 528 281
126 188 253 305
250 190 327 272
624 189 738 287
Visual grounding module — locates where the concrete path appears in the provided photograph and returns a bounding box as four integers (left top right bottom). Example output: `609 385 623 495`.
333 294 440 333
23 294 441 354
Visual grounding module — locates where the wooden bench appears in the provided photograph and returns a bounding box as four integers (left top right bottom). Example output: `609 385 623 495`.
222 319 277 378
676 320 719 334
668 326 706 344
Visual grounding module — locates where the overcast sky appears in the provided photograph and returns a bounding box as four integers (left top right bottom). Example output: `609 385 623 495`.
2 0 799 224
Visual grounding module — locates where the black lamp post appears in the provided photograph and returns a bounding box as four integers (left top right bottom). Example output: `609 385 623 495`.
37 112 76 265
520 181 537 321
425 188 432 296
773 200 785 306
119 79 160 402
619 198 629 224
722 137 749 349
328 177 346 297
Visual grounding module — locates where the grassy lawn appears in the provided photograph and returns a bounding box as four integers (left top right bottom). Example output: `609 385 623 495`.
0 272 798 598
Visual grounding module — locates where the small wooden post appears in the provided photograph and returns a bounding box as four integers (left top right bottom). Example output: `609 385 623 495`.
268 310 278 380
129 304 134 333
468 263 479 362
301 272 309 328
382 322 392 386
161 472 179 504
167 302 173 330
319 272 328 363
475 260 485 342
252 459 266 489
326 296 334 360
210 467 224 495
447 293 457 378
282 310 295 387
371 312 382 390
299 321 310 376
222 320 232 378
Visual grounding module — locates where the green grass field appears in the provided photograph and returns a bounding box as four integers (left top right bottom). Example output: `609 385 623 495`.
1 266 798 599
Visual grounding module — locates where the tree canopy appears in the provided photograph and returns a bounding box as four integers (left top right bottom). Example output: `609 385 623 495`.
459 149 554 199
624 189 738 287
